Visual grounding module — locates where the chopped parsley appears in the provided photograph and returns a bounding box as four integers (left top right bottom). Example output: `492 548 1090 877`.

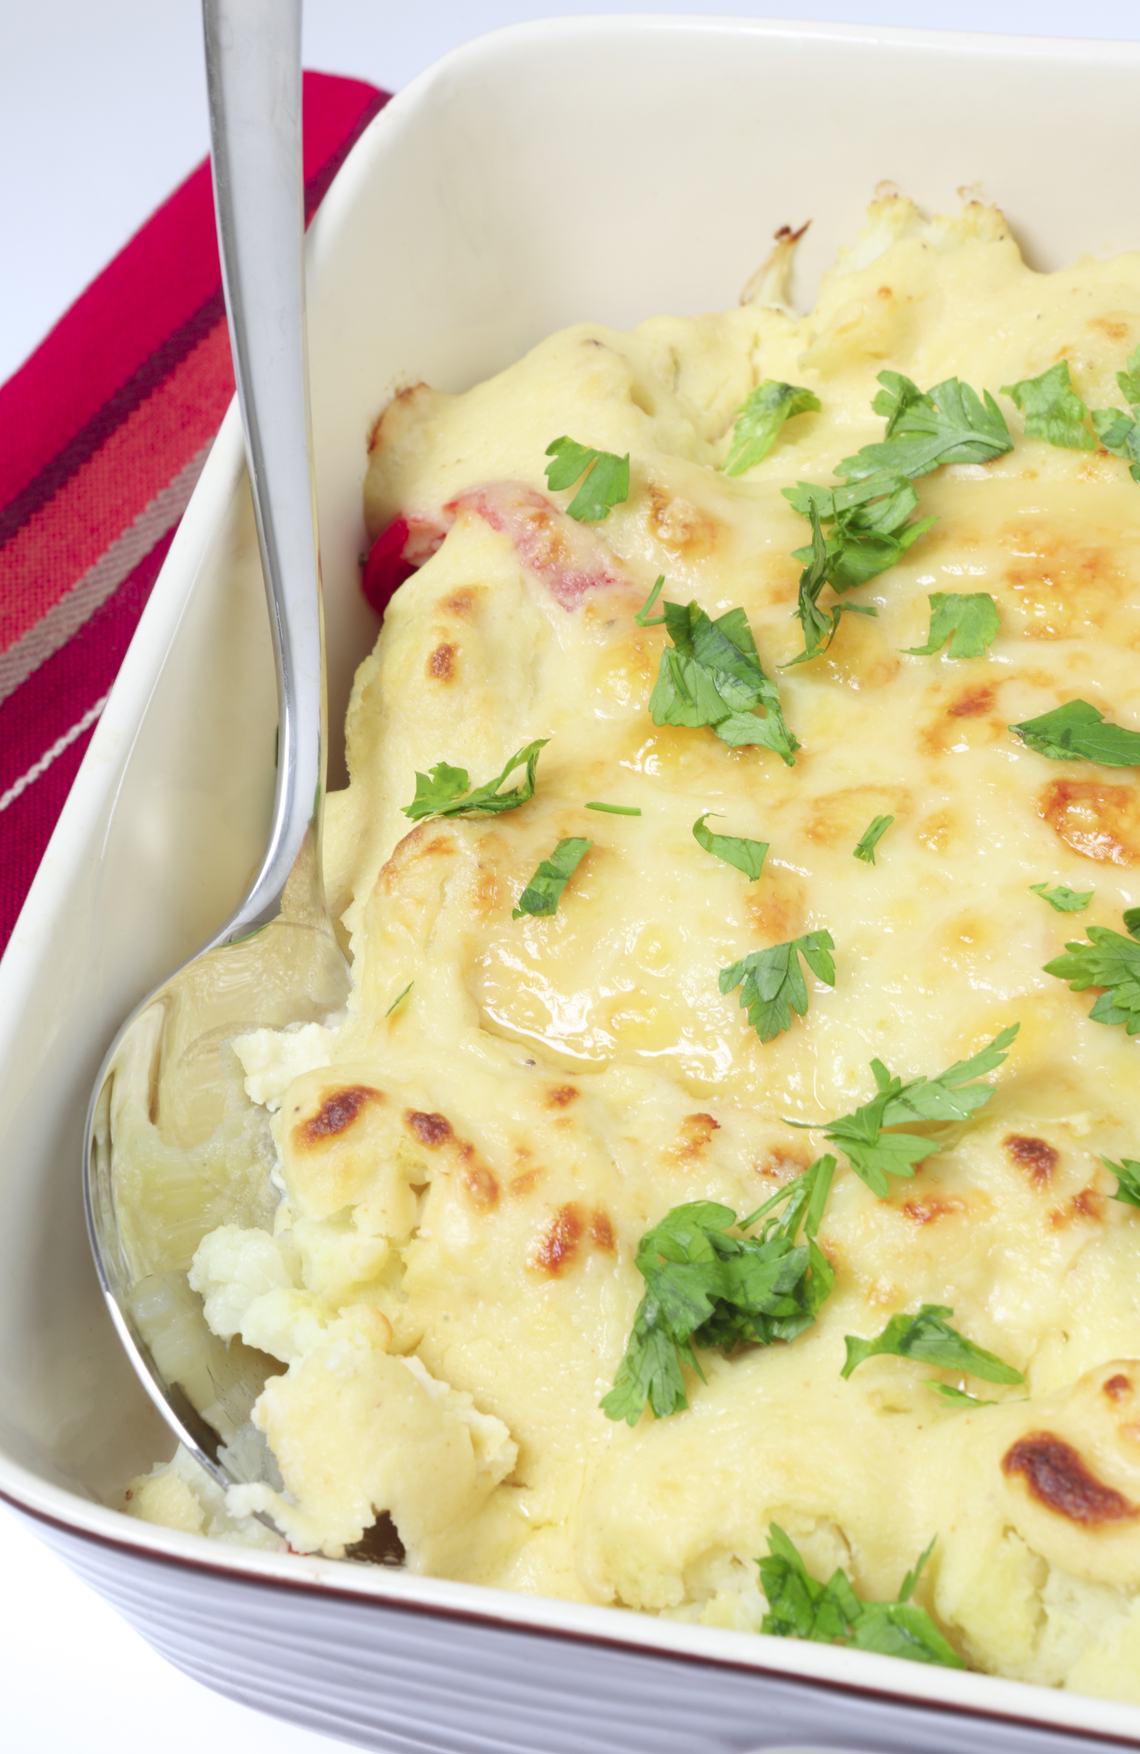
1000 362 1095 451
836 371 1013 483
1010 699 1140 766
784 471 936 594
842 1304 1024 1386
853 814 894 865
1029 881 1093 914
1044 913 1140 1034
601 1158 836 1425
635 577 799 764
384 981 413 1017
512 837 592 919
722 380 820 476
584 801 641 816
931 1383 997 1408
783 506 880 667
1104 1157 1140 1209
544 436 630 522
902 592 1000 660
788 1026 1018 1198
719 931 836 1045
692 813 768 880
403 740 547 821
759 1527 962 1668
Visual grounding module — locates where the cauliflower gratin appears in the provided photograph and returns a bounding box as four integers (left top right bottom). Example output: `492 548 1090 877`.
124 195 1140 1698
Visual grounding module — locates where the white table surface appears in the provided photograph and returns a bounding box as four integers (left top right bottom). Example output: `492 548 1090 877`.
2 3 1138 1749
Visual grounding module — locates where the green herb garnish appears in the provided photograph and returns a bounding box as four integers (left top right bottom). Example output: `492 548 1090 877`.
1000 361 1095 451
837 371 1013 482
384 981 413 1017
931 1383 997 1407
783 506 880 666
692 813 768 880
403 740 548 821
719 931 836 1045
512 836 592 919
853 814 894 865
601 1158 836 1425
585 801 641 816
1029 882 1093 914
544 436 630 522
1044 913 1140 1034
722 381 820 476
759 1527 962 1669
903 592 1000 660
1104 1157 1140 1209
1010 699 1140 767
784 471 936 595
636 577 798 764
788 1026 1018 1198
842 1304 1024 1385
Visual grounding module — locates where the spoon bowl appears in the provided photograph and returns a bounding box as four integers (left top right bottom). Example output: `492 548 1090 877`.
83 0 346 1497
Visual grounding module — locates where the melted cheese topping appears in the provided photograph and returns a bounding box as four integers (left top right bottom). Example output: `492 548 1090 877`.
135 198 1140 1697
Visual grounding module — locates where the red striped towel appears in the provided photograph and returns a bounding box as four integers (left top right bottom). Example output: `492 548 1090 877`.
0 70 388 953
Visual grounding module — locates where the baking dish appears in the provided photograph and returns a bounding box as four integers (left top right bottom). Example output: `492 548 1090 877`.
3 15 1140 1751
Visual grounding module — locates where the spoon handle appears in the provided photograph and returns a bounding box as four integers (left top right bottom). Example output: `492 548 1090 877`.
203 0 327 940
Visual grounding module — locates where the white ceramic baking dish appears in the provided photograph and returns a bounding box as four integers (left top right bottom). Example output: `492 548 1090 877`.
4 15 1140 1752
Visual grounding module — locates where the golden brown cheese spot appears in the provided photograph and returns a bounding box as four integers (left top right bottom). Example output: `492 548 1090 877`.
1003 525 1124 639
427 642 456 681
379 825 458 893
442 589 477 621
1090 315 1132 344
1040 780 1140 866
1051 1188 1104 1227
754 1147 810 1183
463 1163 500 1210
1104 1374 1134 1402
916 809 959 855
589 1209 616 1253
674 1113 721 1159
1004 1134 1059 1187
533 1203 584 1275
901 1198 965 1225
405 1110 453 1148
295 1086 382 1149
805 786 909 849
744 873 806 943
546 1085 579 1109
1002 1432 1139 1525
509 1168 542 1197
647 485 721 560
949 685 996 719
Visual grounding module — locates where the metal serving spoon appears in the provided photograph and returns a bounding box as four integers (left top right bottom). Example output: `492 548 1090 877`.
84 0 347 1497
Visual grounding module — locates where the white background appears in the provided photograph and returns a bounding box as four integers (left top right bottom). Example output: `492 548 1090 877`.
1 3 1137 1750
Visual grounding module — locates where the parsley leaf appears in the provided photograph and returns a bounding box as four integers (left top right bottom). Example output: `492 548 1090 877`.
932 1383 997 1407
585 801 641 816
1044 913 1140 1033
837 372 1012 483
638 581 799 764
601 1158 836 1425
783 504 879 667
791 1026 1018 1198
512 836 592 919
853 814 894 865
403 740 548 821
719 931 836 1044
1104 1157 1140 1209
1029 881 1093 914
1010 699 1140 766
544 436 630 522
722 381 820 476
903 592 1000 660
759 1526 962 1669
1091 346 1140 482
1000 362 1095 451
784 471 937 594
842 1304 1024 1385
692 813 768 880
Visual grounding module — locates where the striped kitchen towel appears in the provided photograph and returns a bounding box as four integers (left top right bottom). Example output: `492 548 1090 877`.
0 70 388 953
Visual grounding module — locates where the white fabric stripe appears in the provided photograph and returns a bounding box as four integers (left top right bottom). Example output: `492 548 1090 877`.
0 694 108 815
0 441 212 707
